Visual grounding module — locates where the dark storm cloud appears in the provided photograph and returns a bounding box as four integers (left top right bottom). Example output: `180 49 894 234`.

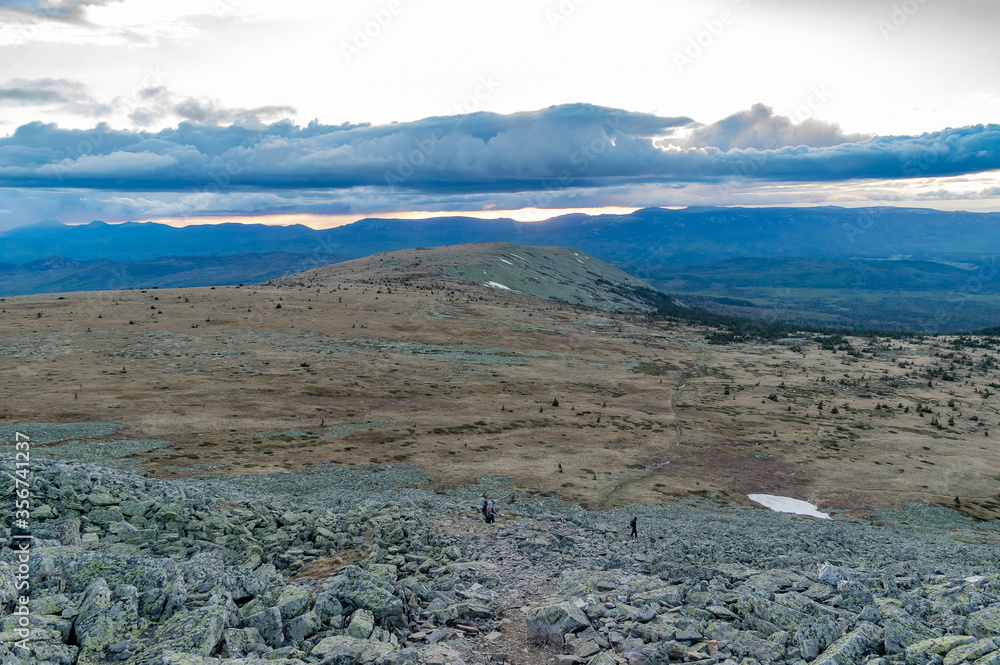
0 104 996 194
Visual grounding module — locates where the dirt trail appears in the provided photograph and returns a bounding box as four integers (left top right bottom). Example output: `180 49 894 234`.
672 339 713 446
671 374 687 445
442 517 565 665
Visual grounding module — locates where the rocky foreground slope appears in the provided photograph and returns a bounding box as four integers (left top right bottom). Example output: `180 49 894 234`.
5 454 1000 665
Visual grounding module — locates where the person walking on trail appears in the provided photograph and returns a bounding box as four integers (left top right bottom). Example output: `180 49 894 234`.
482 499 498 524
630 516 637 540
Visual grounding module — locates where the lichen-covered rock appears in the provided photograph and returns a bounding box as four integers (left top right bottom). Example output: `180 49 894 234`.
904 635 975 665
238 563 284 599
87 491 120 507
817 564 857 586
943 639 997 665
309 634 394 665
882 605 940 654
738 592 813 632
729 632 787 663
346 608 375 639
973 650 1000 665
380 647 421 665
837 580 876 610
2 612 73 642
131 599 234 664
73 579 148 654
0 641 79 665
590 653 619 665
430 600 492 625
0 563 18 610
526 601 592 647
32 593 73 616
245 606 285 647
968 606 1000 640
634 586 684 608
314 589 346 628
326 565 404 629
221 627 266 658
48 550 185 615
58 518 81 546
793 615 842 660
410 643 465 665
270 645 309 660
157 653 308 665
812 621 883 665
286 610 323 643
275 584 315 620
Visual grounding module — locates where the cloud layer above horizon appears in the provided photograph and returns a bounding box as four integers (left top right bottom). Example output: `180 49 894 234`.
1 103 999 228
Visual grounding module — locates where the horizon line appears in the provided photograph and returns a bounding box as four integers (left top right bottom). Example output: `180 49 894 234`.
9 202 996 232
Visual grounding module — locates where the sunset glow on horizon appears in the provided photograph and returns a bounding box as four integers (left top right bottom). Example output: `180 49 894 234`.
85 207 647 229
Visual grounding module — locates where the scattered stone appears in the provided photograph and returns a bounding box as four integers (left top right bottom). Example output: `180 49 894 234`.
527 601 592 647
7 453 1000 665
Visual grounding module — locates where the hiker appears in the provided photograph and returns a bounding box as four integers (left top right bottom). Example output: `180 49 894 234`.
630 516 637 540
482 499 497 524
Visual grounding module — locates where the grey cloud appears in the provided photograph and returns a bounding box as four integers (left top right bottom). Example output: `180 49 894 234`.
128 87 296 129
677 104 870 150
0 103 996 198
0 78 112 116
174 99 298 128
0 0 122 20
917 185 1000 200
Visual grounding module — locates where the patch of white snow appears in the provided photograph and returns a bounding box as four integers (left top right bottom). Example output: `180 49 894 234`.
499 258 513 265
748 494 831 519
484 281 511 290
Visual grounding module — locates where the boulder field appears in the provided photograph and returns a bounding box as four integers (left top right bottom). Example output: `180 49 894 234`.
4 456 1000 665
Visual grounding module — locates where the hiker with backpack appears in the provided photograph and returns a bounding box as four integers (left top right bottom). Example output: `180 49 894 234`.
481 498 498 524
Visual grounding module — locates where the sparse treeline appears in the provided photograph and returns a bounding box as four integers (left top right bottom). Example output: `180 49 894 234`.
633 285 928 344
632 285 999 347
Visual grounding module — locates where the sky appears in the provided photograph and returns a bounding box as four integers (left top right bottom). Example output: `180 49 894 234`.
0 0 998 231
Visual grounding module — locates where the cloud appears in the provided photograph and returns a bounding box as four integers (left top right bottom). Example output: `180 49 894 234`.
128 87 297 129
676 103 871 150
0 0 122 20
0 78 112 116
0 103 997 224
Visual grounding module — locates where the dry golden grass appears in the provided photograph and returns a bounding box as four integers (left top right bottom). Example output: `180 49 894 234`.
2 245 999 517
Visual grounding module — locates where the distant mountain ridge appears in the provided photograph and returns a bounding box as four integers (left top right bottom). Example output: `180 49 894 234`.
4 206 1000 332
4 206 1000 266
0 252 343 296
